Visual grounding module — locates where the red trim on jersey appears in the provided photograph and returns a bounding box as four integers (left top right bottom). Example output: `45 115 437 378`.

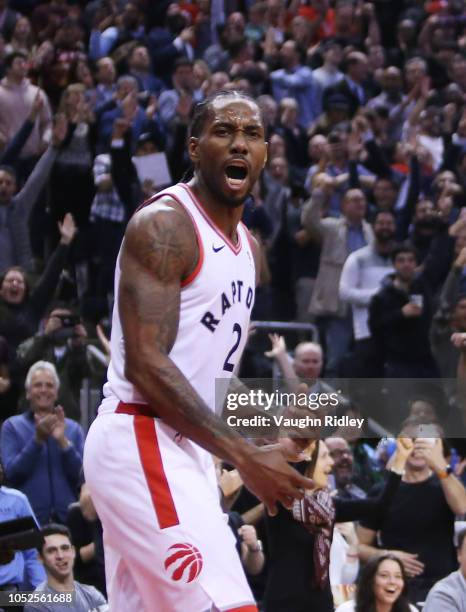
133 187 204 288
180 213 204 287
179 183 243 255
224 606 258 612
132 412 179 529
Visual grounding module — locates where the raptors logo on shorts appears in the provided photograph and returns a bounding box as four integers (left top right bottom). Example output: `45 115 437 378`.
164 543 203 583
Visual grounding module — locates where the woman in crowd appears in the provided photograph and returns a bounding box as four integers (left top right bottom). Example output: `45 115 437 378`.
0 214 76 417
4 16 36 59
336 554 418 612
47 84 96 254
264 438 412 611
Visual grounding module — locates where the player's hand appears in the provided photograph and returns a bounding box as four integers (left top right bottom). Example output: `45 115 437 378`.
237 444 313 516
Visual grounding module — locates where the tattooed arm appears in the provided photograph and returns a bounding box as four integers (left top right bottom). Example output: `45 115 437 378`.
119 199 313 515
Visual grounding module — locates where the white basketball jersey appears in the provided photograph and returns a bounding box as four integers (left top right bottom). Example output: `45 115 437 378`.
100 183 256 415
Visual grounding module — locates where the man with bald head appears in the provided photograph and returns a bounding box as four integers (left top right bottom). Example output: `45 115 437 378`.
293 342 323 381
368 66 405 114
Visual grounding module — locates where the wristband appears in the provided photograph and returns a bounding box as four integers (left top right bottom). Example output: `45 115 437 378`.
437 464 453 480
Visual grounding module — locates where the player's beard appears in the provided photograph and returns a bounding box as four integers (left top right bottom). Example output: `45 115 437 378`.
199 169 251 209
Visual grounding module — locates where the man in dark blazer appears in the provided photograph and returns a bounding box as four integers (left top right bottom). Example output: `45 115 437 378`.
323 51 375 117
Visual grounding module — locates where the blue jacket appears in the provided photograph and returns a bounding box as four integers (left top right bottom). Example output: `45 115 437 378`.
1 412 84 525
0 486 46 589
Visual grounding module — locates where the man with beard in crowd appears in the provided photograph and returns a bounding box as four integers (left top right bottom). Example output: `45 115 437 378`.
339 211 396 377
325 437 367 500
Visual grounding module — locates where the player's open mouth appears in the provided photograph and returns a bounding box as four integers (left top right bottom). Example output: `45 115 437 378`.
224 164 248 190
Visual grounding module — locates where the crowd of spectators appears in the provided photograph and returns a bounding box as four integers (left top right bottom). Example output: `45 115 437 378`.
1 0 466 610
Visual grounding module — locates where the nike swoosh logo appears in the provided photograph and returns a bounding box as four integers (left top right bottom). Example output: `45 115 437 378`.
212 244 225 253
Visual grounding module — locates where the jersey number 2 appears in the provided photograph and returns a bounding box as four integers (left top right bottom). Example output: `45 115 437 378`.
223 323 242 372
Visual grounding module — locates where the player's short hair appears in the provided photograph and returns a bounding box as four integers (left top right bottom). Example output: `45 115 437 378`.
189 90 265 139
25 361 60 391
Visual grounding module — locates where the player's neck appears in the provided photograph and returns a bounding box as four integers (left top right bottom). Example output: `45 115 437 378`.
188 179 244 244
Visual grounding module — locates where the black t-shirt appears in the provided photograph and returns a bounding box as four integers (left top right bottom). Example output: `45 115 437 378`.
264 471 401 612
360 474 456 583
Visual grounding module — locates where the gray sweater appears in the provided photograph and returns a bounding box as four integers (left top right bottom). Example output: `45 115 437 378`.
0 146 58 273
423 570 466 612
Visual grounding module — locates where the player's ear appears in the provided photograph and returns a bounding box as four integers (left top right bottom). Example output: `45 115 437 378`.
188 137 200 164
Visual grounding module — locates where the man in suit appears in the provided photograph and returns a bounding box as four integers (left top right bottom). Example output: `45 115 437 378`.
301 186 373 377
323 51 371 117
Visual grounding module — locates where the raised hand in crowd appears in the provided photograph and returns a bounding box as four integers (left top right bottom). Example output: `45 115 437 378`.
29 90 44 123
96 323 111 357
58 212 77 245
121 91 138 123
51 113 68 148
176 90 194 123
145 94 158 120
401 301 422 318
264 333 287 359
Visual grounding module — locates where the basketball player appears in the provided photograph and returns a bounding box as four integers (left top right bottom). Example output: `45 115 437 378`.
83 92 313 612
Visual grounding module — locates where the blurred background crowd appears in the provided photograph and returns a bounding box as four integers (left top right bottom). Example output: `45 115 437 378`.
1 0 466 610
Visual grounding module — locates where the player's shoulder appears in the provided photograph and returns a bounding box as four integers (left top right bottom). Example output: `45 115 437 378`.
125 192 197 247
